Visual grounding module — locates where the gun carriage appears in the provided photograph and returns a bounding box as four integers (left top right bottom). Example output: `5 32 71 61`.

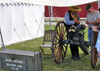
52 21 91 63
51 21 100 69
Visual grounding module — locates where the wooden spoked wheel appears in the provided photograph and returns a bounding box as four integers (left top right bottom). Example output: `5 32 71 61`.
52 21 68 63
91 32 99 68
91 46 98 68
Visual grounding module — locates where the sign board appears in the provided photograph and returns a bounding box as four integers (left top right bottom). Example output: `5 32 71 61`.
0 49 42 71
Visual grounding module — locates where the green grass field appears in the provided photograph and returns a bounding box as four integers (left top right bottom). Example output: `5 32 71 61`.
0 25 100 71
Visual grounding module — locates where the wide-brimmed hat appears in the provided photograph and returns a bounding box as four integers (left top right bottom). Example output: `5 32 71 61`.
68 6 82 12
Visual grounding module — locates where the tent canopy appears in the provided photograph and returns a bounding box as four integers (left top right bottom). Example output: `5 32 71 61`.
11 0 98 7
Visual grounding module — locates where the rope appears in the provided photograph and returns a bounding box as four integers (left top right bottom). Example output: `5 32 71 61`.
28 5 44 38
1 5 28 50
15 5 39 49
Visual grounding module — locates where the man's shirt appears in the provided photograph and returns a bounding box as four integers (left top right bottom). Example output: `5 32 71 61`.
86 10 100 29
64 11 80 25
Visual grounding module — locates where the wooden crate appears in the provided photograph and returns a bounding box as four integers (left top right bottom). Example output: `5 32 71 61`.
0 49 42 71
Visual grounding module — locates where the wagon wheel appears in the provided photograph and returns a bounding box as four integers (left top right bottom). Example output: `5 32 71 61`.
91 32 99 68
52 21 68 63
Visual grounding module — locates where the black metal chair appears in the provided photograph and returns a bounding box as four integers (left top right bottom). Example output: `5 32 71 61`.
39 30 54 55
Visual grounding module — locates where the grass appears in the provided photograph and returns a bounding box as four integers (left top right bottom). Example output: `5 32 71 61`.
0 25 100 71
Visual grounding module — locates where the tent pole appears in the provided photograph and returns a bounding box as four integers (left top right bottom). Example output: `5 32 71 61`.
51 6 53 21
98 0 100 9
48 6 51 30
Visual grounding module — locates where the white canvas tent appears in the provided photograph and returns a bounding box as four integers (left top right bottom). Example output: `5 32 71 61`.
11 0 98 7
0 1 44 46
0 0 99 46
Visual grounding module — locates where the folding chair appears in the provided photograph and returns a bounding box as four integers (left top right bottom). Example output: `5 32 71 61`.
39 30 54 55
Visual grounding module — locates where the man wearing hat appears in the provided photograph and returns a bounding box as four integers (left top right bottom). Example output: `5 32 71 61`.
64 5 82 60
86 4 100 44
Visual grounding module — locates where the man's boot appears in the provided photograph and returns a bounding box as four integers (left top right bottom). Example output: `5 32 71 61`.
76 48 82 59
71 51 79 60
70 45 78 60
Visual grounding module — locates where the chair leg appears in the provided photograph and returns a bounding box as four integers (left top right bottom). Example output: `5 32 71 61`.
40 47 45 55
50 47 52 51
40 47 52 55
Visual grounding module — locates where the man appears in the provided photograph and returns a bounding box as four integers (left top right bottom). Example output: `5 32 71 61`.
64 6 82 60
86 4 100 44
